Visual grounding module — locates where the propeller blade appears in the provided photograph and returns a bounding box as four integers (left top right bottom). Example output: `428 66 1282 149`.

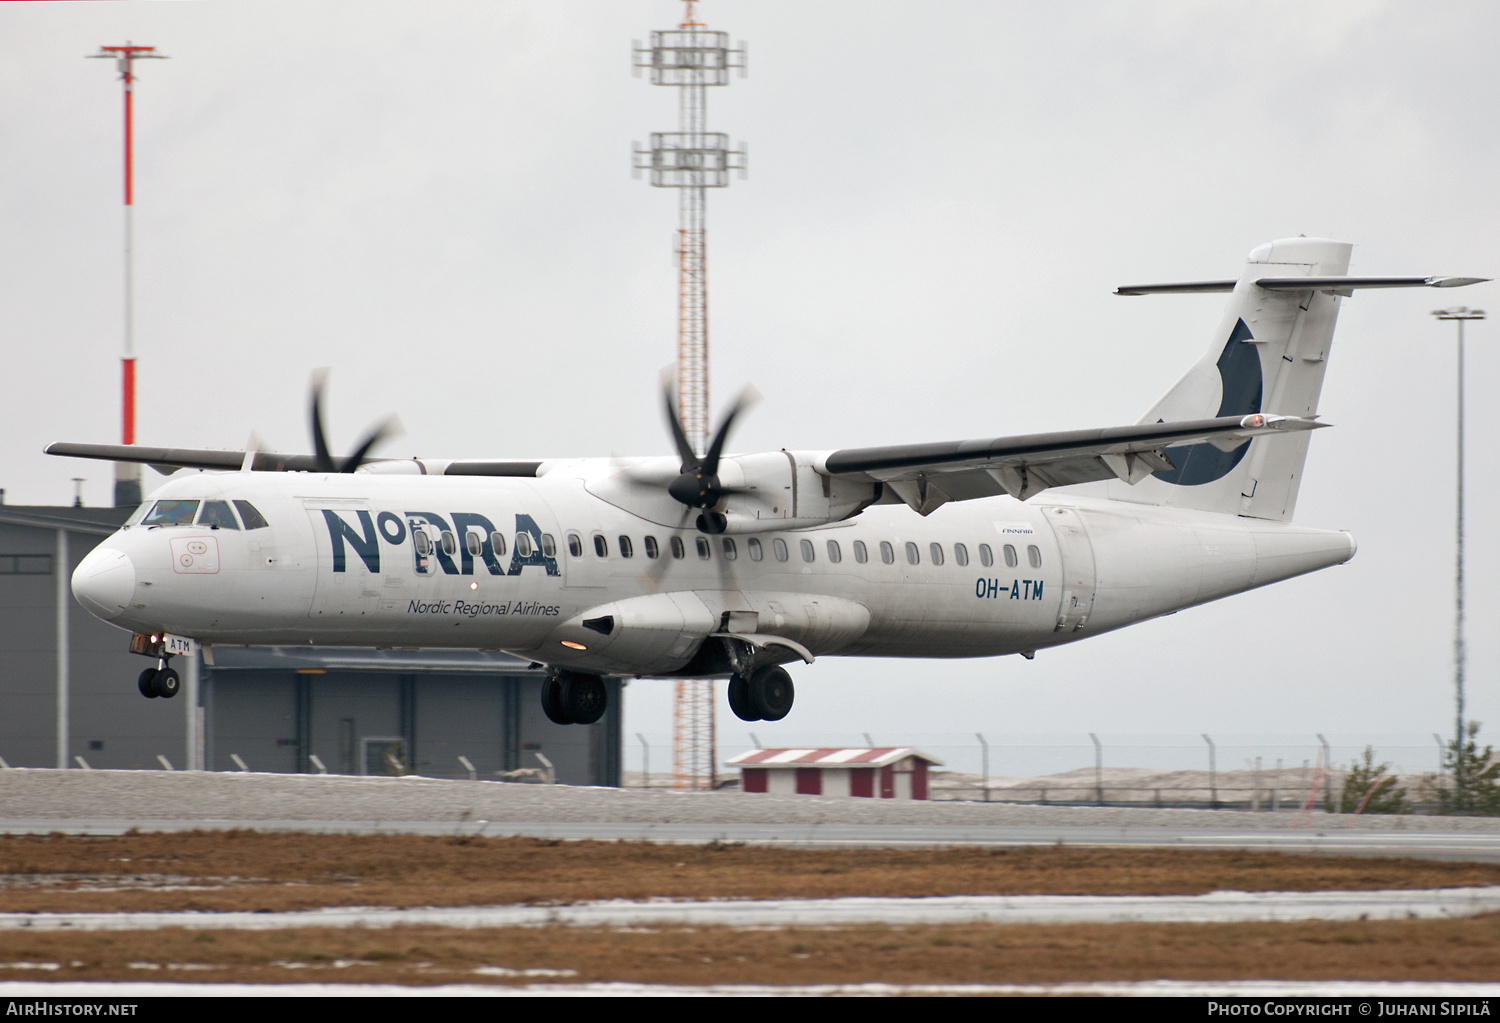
638 509 693 593
700 384 760 476
309 369 337 473
341 415 402 473
661 367 699 470
309 369 400 473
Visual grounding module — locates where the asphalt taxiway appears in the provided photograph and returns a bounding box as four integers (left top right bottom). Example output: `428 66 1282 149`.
4 769 1500 861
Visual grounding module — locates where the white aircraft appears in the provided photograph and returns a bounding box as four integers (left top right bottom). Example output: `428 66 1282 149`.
53 237 1484 727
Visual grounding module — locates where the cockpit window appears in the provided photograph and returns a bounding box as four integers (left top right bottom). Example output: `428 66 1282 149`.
124 502 151 527
142 500 199 526
232 501 270 530
196 501 241 530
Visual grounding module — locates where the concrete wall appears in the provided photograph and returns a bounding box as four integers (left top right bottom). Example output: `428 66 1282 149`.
202 670 621 786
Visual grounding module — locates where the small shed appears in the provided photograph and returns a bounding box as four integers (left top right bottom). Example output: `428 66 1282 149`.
725 747 942 800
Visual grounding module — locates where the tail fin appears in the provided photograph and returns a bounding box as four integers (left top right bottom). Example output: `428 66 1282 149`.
1108 237 1352 521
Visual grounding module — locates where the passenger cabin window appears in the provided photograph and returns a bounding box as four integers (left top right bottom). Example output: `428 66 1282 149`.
929 542 945 566
491 531 509 557
853 540 868 564
880 541 895 565
593 534 608 558
143 500 199 526
773 538 789 563
541 534 557 558
644 536 660 559
618 536 634 558
465 531 482 557
800 539 815 563
696 537 712 560
722 537 737 560
515 532 534 558
1027 544 1042 569
954 543 969 567
414 530 433 556
979 543 993 568
826 540 842 564
748 538 764 562
1003 544 1018 568
905 541 920 565
233 501 270 530
196 501 240 530
671 536 686 559
440 531 458 557
566 533 582 557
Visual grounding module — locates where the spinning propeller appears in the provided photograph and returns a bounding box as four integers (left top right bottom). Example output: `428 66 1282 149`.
633 376 761 594
661 377 760 535
308 369 401 473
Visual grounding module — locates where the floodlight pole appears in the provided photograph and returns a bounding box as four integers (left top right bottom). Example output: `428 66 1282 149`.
1432 306 1484 805
88 42 167 508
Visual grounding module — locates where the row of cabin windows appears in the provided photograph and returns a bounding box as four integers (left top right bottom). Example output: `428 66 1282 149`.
540 532 1044 569
418 527 1045 571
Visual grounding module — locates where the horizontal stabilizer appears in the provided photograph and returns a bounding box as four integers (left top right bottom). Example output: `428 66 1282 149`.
1117 276 1488 297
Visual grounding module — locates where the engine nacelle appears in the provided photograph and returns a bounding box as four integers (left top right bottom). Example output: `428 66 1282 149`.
714 451 879 534
544 591 719 676
542 588 872 677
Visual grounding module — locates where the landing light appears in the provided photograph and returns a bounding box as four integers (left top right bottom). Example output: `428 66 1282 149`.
470 582 478 590
560 640 587 651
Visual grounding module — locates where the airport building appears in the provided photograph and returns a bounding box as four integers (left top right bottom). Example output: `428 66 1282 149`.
727 747 941 799
0 503 622 786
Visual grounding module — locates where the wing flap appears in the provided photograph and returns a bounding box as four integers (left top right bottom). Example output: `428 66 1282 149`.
819 414 1322 510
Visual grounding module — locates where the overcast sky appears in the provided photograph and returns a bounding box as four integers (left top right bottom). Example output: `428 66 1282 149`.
4 1 1498 773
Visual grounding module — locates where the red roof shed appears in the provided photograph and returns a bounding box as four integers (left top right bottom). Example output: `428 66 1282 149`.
724 747 942 800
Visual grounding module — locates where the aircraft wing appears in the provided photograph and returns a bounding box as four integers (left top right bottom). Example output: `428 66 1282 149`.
43 442 543 478
818 413 1322 514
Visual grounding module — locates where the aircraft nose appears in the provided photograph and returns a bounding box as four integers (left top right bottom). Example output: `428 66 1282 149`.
72 547 136 620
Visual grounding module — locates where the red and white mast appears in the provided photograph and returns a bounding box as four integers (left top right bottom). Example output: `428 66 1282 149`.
90 42 167 508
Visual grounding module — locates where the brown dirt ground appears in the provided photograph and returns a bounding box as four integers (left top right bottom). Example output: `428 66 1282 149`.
5 833 1500 987
1 918 1499 987
2 832 1500 913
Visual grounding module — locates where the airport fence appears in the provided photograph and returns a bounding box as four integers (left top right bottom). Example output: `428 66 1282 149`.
630 731 1460 812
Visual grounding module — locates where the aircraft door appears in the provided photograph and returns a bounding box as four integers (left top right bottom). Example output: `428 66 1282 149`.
1045 505 1096 632
304 502 383 620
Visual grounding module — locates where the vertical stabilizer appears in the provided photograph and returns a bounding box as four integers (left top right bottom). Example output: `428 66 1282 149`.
1107 237 1352 521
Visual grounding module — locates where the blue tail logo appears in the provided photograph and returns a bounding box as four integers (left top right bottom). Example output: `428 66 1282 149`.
1153 319 1262 486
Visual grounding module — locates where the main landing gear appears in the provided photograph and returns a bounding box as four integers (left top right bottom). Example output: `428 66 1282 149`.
727 665 795 723
137 663 181 700
541 670 608 726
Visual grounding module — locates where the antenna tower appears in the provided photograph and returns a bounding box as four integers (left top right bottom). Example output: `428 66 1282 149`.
634 2 746 790
89 42 168 509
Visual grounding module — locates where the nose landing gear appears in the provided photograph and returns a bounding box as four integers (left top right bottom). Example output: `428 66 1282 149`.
728 665 794 723
137 663 180 699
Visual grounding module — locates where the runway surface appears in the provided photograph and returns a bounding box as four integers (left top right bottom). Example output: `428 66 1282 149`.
5 886 1500 931
3 769 1500 861
4 979 1500 996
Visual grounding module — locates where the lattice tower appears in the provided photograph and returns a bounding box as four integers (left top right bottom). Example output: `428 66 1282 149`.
634 1 746 790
